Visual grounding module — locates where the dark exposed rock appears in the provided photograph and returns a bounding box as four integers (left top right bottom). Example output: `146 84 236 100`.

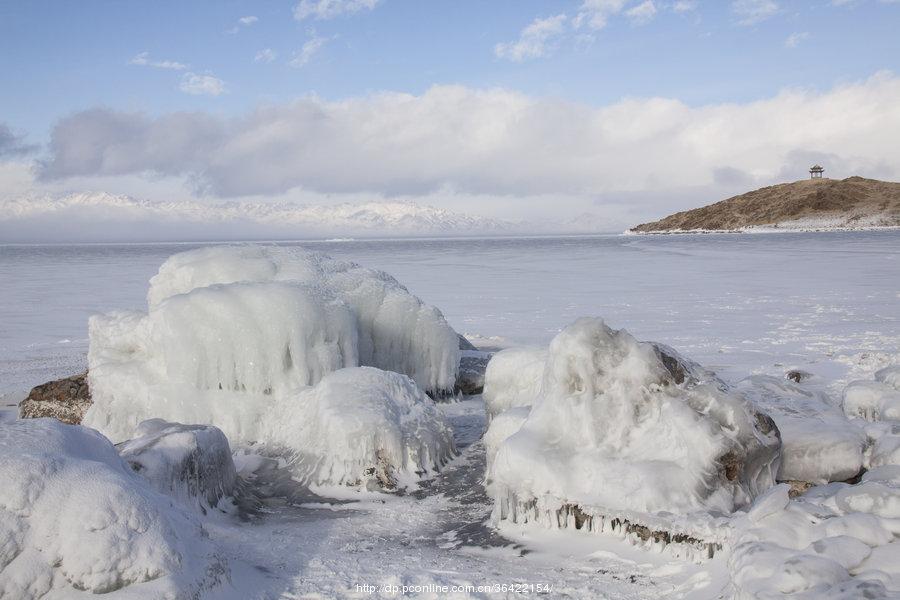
457 334 478 351
786 369 813 383
456 353 491 395
19 372 92 425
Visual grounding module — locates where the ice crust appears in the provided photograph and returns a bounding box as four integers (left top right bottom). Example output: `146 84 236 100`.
0 419 221 599
118 419 238 511
738 375 867 484
257 367 456 489
482 347 547 419
85 246 460 444
487 317 781 542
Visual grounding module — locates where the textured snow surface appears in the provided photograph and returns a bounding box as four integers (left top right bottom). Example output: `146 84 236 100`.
0 419 223 599
488 317 781 528
729 476 900 598
257 367 456 489
118 419 238 510
85 245 460 443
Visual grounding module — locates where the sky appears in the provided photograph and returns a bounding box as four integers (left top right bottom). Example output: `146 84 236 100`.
1 0 900 238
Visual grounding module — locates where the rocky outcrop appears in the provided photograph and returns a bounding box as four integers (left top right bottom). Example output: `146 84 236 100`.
631 176 900 232
19 372 92 424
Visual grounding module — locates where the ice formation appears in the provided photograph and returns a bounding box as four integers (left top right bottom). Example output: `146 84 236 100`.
482 347 547 419
729 475 900 598
487 318 781 554
843 380 900 422
738 375 867 484
0 419 223 599
118 419 238 511
145 245 460 395
258 367 456 489
85 245 461 443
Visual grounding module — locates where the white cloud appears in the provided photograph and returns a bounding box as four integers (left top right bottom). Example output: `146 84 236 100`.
255 48 278 63
294 0 379 20
129 52 187 70
179 72 226 96
239 15 258 25
626 1 658 24
289 35 328 68
36 73 900 201
732 0 779 25
672 0 698 12
495 14 568 62
573 0 628 30
785 31 810 48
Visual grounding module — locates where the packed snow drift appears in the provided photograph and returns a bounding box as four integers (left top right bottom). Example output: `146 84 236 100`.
485 317 782 554
0 419 224 599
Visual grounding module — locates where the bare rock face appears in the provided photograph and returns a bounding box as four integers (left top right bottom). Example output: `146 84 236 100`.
19 372 92 424
455 334 492 395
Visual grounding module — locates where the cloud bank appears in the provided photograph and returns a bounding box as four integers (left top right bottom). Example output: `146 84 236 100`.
36 73 900 200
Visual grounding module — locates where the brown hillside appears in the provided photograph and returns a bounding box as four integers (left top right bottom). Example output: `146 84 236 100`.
631 177 900 232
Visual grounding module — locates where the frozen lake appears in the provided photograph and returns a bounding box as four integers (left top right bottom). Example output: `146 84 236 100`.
1 230 898 397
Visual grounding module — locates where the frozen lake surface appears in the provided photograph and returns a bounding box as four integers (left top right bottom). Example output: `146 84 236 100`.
1 231 899 599
2 231 898 396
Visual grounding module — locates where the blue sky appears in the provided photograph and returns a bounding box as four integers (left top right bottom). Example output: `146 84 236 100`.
1 0 900 233
3 0 898 136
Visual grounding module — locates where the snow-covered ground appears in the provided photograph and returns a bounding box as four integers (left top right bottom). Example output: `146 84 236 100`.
1 231 899 598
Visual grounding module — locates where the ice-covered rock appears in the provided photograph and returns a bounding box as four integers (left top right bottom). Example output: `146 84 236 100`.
18 371 91 424
843 380 900 422
487 318 781 554
482 347 547 420
86 282 358 442
738 375 867 484
258 367 456 489
85 245 461 443
729 476 900 598
0 419 223 599
145 245 460 396
118 419 238 512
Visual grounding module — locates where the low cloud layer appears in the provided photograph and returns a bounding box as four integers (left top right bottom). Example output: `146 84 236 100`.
36 73 900 199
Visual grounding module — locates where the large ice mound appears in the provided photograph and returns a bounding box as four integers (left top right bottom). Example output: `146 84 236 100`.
146 245 460 395
487 318 781 553
85 245 460 443
259 367 456 489
0 419 222 599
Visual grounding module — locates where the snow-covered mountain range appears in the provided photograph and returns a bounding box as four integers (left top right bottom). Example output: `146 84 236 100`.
0 192 526 242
